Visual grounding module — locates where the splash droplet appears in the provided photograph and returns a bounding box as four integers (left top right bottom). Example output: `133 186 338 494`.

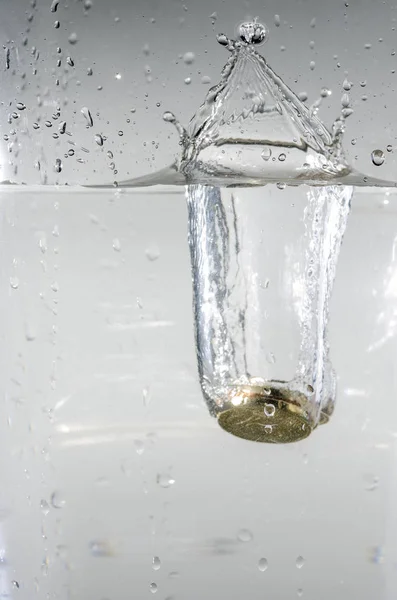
296 555 305 569
157 473 175 488
81 106 93 127
183 52 195 64
261 147 272 161
237 528 253 543
258 557 268 571
371 149 385 166
238 21 268 45
50 491 65 509
68 32 78 45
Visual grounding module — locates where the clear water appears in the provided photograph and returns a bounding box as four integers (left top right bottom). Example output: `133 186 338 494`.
1 184 397 599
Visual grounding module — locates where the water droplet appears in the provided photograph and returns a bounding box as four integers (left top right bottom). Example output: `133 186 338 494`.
184 77 191 85
163 111 177 123
370 545 384 564
183 51 195 64
118 130 123 136
87 67 93 75
201 75 211 84
50 491 65 509
365 475 379 491
237 528 253 543
278 153 286 162
54 158 62 173
364 43 372 50
152 556 161 570
298 91 308 102
40 499 50 516
351 138 357 146
341 93 350 107
238 21 268 45
296 555 305 569
84 0 93 8
309 60 316 70
107 150 113 159
112 238 121 252
261 147 272 161
95 133 104 146
360 80 367 87
145 246 160 261
157 473 175 488
16 102 26 110
302 453 309 465
115 72 122 80
258 557 268 571
10 276 19 290
274 14 281 27
66 56 74 67
264 403 276 417
50 0 59 11
343 79 352 91
297 589 303 597
371 149 385 166
68 32 78 45
266 351 276 364
134 440 144 455
387 144 393 152
277 182 286 190
12 581 20 589
149 583 158 594
89 540 114 557
81 106 93 127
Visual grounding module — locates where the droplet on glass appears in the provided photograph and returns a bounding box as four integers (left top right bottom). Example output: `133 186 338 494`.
157 473 175 488
274 14 281 27
152 556 161 570
149 583 158 594
342 78 352 91
296 556 305 569
50 0 59 12
66 56 74 67
278 153 286 162
12 581 20 589
184 77 191 85
54 158 62 173
371 149 385 166
387 144 393 153
237 528 253 543
134 439 145 455
365 475 379 491
258 557 268 571
95 133 104 146
297 589 303 597
54 20 60 28
201 75 211 84
16 102 26 110
298 91 308 102
163 111 176 123
309 60 316 70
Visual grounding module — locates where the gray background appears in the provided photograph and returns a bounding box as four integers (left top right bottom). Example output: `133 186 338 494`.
1 0 397 185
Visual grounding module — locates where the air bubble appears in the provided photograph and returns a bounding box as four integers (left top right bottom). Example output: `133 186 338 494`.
371 149 385 166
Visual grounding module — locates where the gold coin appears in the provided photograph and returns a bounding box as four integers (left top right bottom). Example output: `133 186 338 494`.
218 399 311 444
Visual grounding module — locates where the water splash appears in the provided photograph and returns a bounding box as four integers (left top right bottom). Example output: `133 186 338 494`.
111 21 396 189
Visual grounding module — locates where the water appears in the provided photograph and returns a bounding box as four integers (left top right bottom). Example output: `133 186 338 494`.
1 183 397 600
